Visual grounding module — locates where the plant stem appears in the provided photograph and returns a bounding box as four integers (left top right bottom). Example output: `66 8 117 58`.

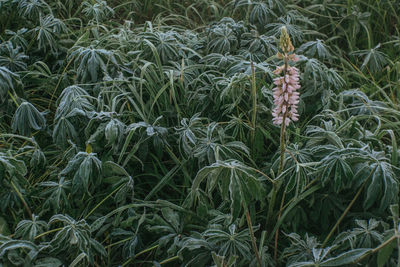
84 183 125 220
250 61 257 146
159 255 180 265
8 90 19 107
48 56 74 109
278 117 287 175
270 54 289 260
10 180 32 219
121 244 159 266
274 190 286 261
356 234 399 264
34 227 63 240
245 207 262 267
322 177 369 247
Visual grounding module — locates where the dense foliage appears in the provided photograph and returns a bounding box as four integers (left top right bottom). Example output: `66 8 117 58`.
0 0 400 266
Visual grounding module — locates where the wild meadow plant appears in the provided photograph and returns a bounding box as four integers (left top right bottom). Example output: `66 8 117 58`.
0 0 399 266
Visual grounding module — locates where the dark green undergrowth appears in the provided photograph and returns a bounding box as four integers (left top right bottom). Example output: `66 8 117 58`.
0 0 400 266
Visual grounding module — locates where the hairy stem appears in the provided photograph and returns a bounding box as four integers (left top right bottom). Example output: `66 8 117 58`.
322 174 371 247
245 207 262 267
250 61 257 146
10 180 32 219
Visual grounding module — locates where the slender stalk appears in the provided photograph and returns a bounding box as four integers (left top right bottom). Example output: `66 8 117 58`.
10 180 32 219
105 236 135 249
245 207 262 267
322 175 370 247
48 56 74 109
278 116 287 175
8 90 19 107
274 190 286 261
84 183 125 220
121 244 159 266
159 255 180 265
250 61 257 146
356 234 399 264
34 227 63 240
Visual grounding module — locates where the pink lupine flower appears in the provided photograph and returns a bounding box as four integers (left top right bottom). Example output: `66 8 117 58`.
272 66 300 126
272 27 301 126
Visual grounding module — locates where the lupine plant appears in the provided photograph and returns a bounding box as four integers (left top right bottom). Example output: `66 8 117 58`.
0 0 399 266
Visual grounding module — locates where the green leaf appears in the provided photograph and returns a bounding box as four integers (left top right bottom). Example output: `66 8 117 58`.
0 217 10 235
34 257 63 267
12 101 46 136
320 248 370 266
69 252 87 267
377 238 396 267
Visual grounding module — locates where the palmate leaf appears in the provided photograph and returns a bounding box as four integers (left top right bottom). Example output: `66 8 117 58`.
350 44 388 73
298 39 331 59
284 233 320 265
0 152 27 178
175 113 204 157
200 53 242 70
5 29 29 51
288 248 370 267
191 160 264 220
266 13 306 44
60 151 102 194
0 41 28 71
317 151 354 193
33 257 63 267
140 30 182 64
147 208 184 255
69 45 118 82
16 0 50 19
204 224 252 260
12 101 46 136
55 85 94 120
85 113 126 153
206 18 242 54
82 0 114 23
274 144 315 194
30 14 66 52
300 57 344 95
240 31 277 59
53 108 88 148
48 214 106 262
212 251 238 267
0 66 19 103
39 176 71 212
104 118 125 146
0 153 28 213
193 122 250 165
353 150 399 210
0 238 39 263
14 214 47 241
349 219 384 248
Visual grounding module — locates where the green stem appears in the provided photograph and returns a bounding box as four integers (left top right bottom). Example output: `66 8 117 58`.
105 236 135 249
159 255 180 265
84 183 125 220
322 176 370 247
266 181 279 228
34 227 63 240
278 118 287 175
272 53 290 261
250 61 257 146
274 190 286 261
10 180 32 219
245 207 262 267
121 244 159 266
48 56 74 109
356 234 399 264
8 90 19 107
